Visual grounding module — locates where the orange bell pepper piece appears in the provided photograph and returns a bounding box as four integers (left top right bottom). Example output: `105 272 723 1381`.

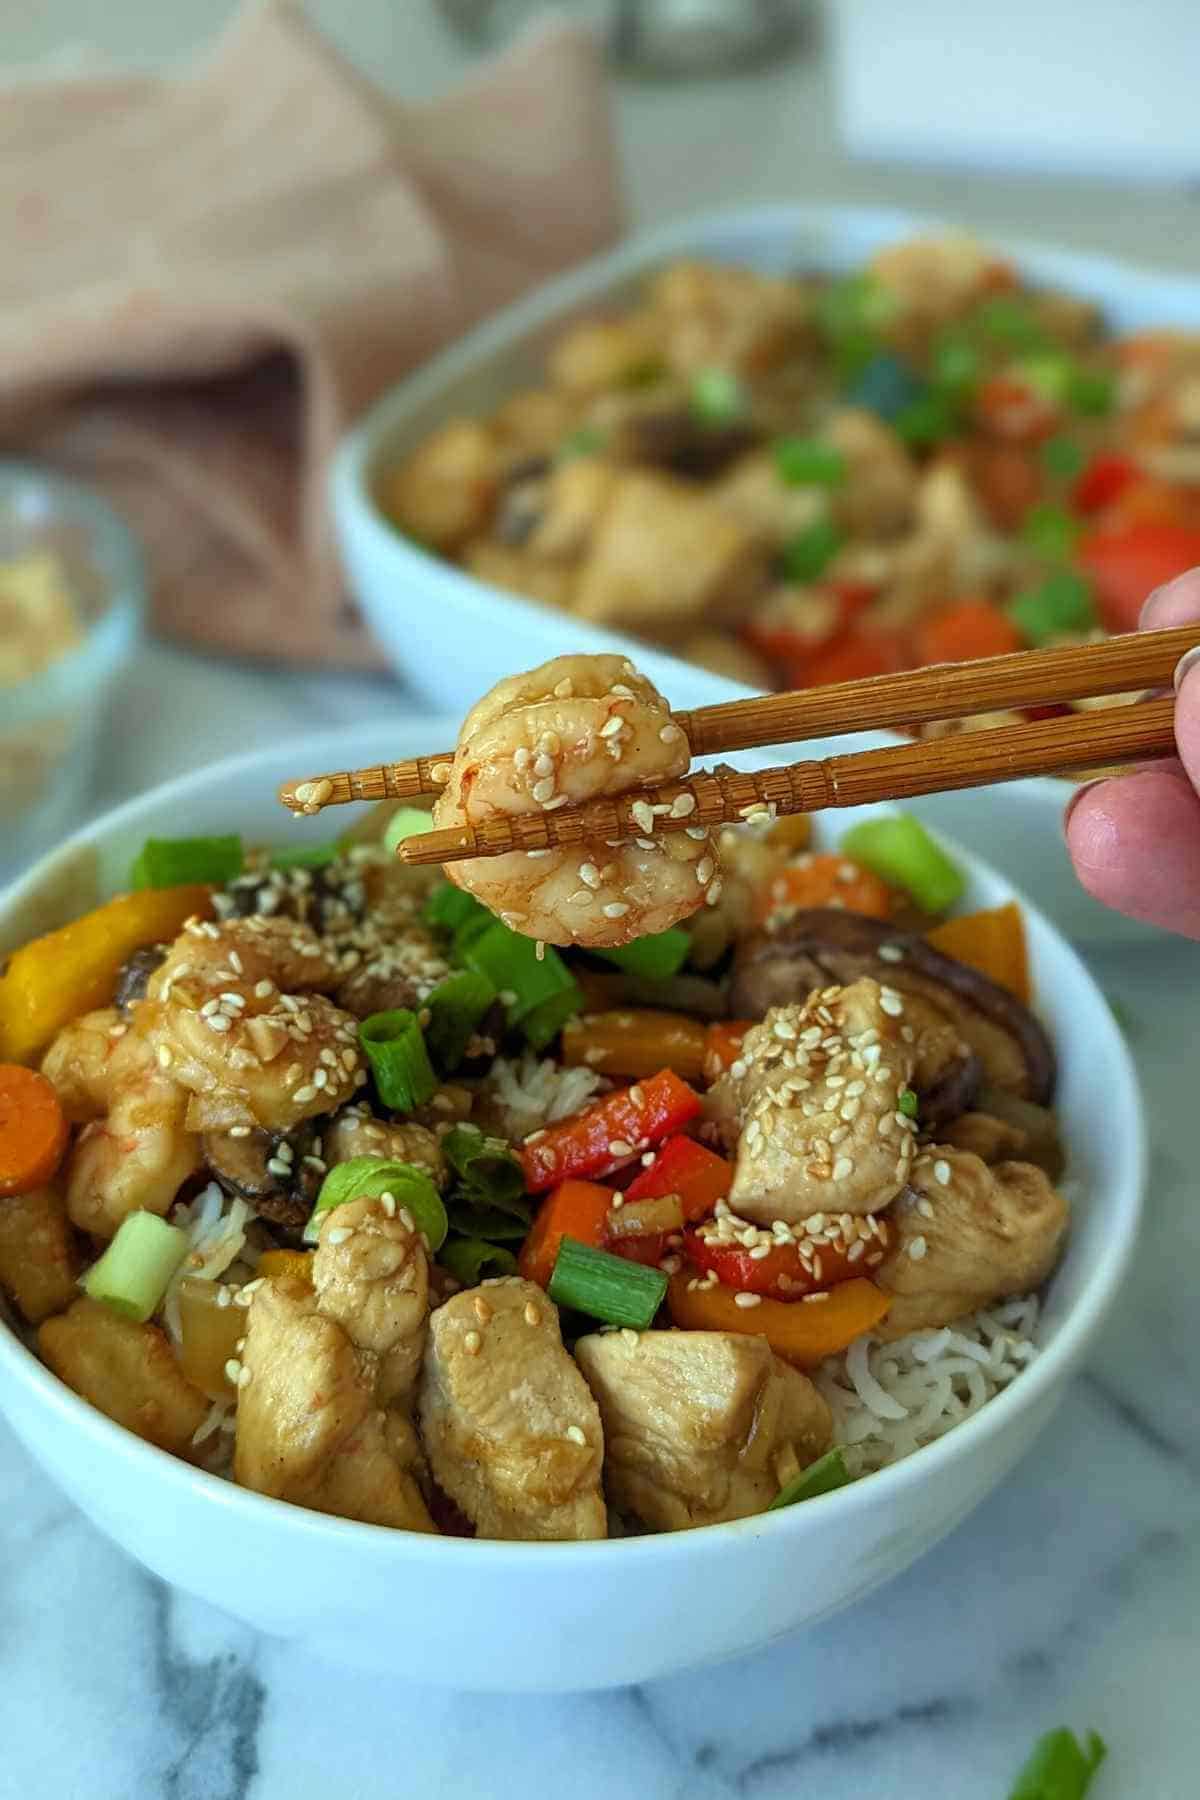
702 1020 754 1083
666 1271 891 1368
926 900 1030 1003
517 1179 614 1289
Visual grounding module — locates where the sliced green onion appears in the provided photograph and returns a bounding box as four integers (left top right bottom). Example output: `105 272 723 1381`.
1007 570 1096 646
130 835 243 890
460 922 581 1050
450 1204 531 1243
439 1237 518 1285
559 424 608 460
846 351 925 422
689 367 746 426
453 910 498 960
1067 368 1115 418
594 927 691 981
523 986 586 1052
897 1087 919 1118
1020 501 1081 561
304 1156 447 1249
424 971 497 1074
359 1010 437 1111
442 1125 526 1212
81 1212 190 1322
773 437 847 488
781 516 844 583
893 390 959 448
768 1446 850 1510
268 842 339 871
382 807 436 855
548 1236 667 1330
1040 435 1086 479
1014 351 1075 405
840 813 966 914
930 330 981 400
815 273 895 380
976 295 1047 353
422 882 487 934
1007 1727 1106 1800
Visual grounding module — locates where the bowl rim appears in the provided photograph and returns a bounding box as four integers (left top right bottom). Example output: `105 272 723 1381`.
335 197 1200 803
0 458 145 726
0 720 1146 1567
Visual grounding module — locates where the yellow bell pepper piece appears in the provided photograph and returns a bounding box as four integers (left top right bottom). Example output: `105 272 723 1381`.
926 900 1030 1003
256 1249 315 1286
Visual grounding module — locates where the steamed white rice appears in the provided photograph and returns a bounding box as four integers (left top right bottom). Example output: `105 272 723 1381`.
486 1052 609 1142
815 1295 1040 1476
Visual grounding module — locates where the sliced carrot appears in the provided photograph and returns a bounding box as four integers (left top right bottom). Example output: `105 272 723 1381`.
560 1010 708 1083
518 1178 615 1289
0 1065 69 1196
666 1272 891 1368
753 852 893 926
702 1020 754 1083
926 901 1030 1003
915 600 1022 667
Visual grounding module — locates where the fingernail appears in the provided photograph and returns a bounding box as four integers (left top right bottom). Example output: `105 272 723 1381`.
1063 776 1111 831
1141 568 1200 627
1174 646 1200 690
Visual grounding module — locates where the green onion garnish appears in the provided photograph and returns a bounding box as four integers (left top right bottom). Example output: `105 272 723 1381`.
768 1446 850 1510
382 807 437 855
359 1010 437 1111
781 516 844 583
81 1211 190 1322
1007 570 1097 646
689 367 746 426
442 1125 527 1213
1007 1727 1107 1800
1041 436 1086 479
424 971 497 1074
130 835 243 890
268 842 339 871
898 1087 919 1118
1020 501 1081 561
522 986 587 1052
773 437 847 488
548 1236 668 1330
452 910 497 960
304 1156 447 1249
460 922 581 1051
815 273 895 380
559 425 608 460
439 1237 518 1285
450 1204 531 1242
976 295 1047 353
893 390 959 448
422 882 487 934
1014 351 1075 405
930 330 980 400
594 927 691 981
840 812 966 914
1067 368 1115 418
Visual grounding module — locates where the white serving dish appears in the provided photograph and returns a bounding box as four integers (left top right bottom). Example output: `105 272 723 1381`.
332 203 1200 945
0 722 1144 1692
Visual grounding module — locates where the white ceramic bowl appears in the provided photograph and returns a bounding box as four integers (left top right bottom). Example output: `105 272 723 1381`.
0 722 1145 1692
332 201 1200 944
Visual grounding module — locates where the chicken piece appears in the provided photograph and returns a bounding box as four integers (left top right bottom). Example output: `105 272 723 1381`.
419 1278 606 1541
573 470 767 640
939 1111 1035 1166
463 542 578 612
825 407 917 540
39 1298 208 1458
381 419 501 553
649 261 812 376
713 978 918 1224
492 387 578 459
548 311 664 395
714 452 827 548
873 1147 1069 1338
324 1108 447 1190
527 456 618 562
0 1184 79 1324
869 235 1006 341
576 1329 831 1532
234 1198 434 1530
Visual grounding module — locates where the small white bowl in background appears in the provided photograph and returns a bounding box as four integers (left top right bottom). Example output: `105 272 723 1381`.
0 462 143 878
0 722 1144 1690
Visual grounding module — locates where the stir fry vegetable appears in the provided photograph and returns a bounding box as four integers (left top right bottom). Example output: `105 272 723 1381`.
548 1236 668 1330
667 1273 892 1368
82 1212 190 1323
305 1156 448 1250
130 835 243 889
768 1446 851 1510
841 814 966 914
1007 1728 1107 1800
519 1070 702 1192
0 1066 68 1196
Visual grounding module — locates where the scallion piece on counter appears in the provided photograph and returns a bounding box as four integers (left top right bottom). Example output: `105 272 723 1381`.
1007 1727 1107 1800
130 835 243 890
439 1237 519 1285
897 1087 919 1119
269 842 339 871
689 367 745 426
1007 570 1096 647
461 923 581 1050
422 882 487 934
594 927 691 981
773 437 847 488
442 1125 526 1211
359 1009 437 1111
424 971 497 1074
840 813 966 915
304 1156 448 1249
1020 501 1081 561
767 1446 850 1510
382 807 436 855
781 516 844 583
548 1237 668 1330
81 1211 190 1322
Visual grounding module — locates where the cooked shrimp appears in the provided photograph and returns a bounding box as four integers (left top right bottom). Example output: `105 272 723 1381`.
432 653 719 947
141 915 365 1133
43 1009 200 1239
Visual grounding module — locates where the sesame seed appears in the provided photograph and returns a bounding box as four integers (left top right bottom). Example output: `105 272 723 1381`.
603 901 630 918
659 723 682 743
933 1159 952 1186
565 1424 587 1445
464 1330 482 1355
670 792 696 818
292 1084 316 1104
513 746 532 772
266 1158 291 1177
224 1358 242 1384
399 1207 415 1233
553 678 574 698
207 1014 232 1033
879 991 905 1018
156 1044 173 1069
599 716 625 739
878 944 904 963
473 1296 492 1324
620 1328 639 1347
631 800 655 834
608 1139 633 1158
917 1197 935 1220
524 1302 542 1327
326 1227 352 1245
380 1192 397 1217
833 1156 854 1181
909 1235 928 1260
531 777 556 803
578 862 602 889
734 1291 763 1309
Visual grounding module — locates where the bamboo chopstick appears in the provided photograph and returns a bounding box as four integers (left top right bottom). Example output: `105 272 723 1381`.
396 695 1178 868
277 623 1198 816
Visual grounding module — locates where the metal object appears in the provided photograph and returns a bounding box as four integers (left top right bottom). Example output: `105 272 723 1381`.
432 0 807 74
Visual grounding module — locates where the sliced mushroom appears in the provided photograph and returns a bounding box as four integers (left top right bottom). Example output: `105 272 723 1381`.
114 945 167 1015
201 1121 325 1241
615 409 759 479
730 909 1054 1105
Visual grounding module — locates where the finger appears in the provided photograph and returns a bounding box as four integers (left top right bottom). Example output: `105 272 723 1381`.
1140 567 1200 629
1065 766 1200 937
1174 654 1200 797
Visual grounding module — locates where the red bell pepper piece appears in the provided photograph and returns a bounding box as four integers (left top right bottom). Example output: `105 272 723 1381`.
625 1134 733 1222
684 1215 893 1300
1072 452 1136 516
519 1069 702 1194
1076 521 1200 632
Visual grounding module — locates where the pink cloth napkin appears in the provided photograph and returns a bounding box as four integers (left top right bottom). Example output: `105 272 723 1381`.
0 2 622 666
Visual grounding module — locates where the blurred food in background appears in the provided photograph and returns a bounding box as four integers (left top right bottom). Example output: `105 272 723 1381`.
379 233 1195 727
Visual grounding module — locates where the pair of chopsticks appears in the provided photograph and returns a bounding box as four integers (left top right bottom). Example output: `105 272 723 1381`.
279 623 1194 866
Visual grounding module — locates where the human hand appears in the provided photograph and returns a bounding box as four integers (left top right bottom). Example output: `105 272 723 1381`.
1065 572 1200 937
